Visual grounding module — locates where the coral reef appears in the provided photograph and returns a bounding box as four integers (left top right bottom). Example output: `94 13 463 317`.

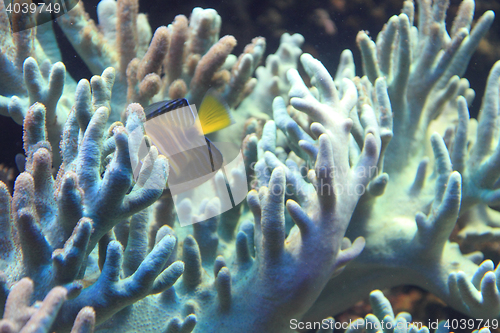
0 278 95 333
1 0 500 332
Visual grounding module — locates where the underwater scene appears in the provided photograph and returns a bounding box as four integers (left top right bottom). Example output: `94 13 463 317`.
1 0 500 332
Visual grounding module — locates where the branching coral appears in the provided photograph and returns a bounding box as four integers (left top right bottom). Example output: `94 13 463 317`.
0 278 95 333
1 1 267 168
0 0 74 166
0 51 181 331
286 0 500 326
2 0 500 332
56 1 264 115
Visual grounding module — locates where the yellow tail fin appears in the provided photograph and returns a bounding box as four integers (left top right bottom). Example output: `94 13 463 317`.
198 92 234 135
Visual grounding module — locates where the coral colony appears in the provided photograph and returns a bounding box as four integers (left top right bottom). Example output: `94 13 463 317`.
1 0 500 332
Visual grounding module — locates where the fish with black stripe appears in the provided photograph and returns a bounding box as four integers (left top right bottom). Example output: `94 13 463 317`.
142 91 234 193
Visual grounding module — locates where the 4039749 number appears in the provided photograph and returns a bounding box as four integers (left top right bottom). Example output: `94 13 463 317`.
4 1 61 14
443 319 499 330
2 0 79 32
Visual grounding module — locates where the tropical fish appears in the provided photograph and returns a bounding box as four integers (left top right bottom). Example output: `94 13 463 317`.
142 92 234 192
